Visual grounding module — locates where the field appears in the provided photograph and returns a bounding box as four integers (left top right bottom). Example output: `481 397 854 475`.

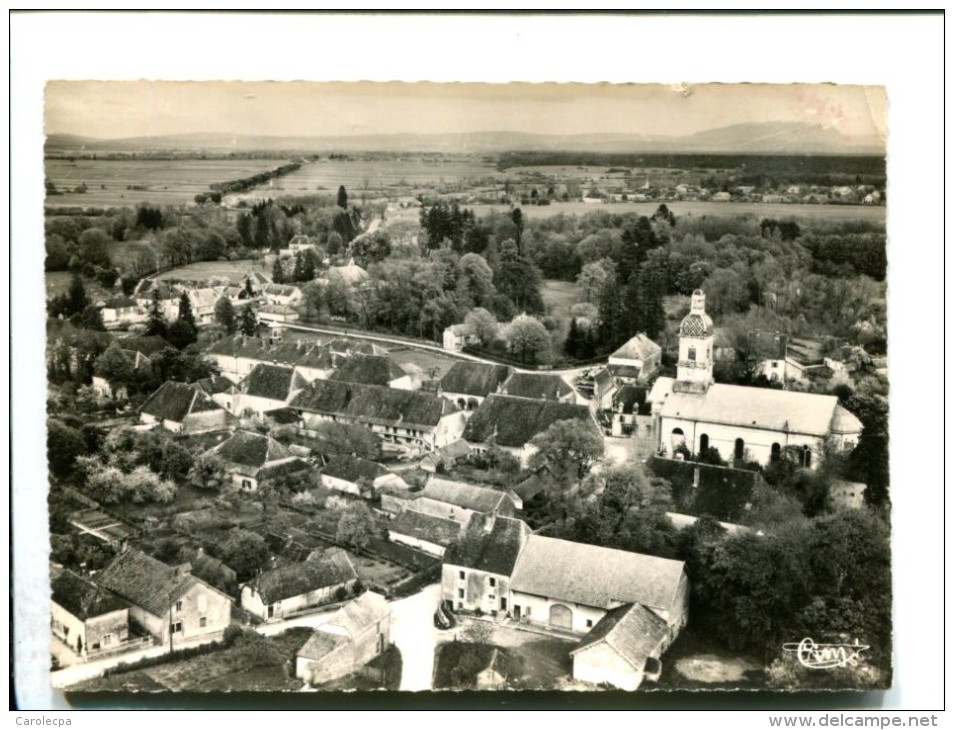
388 346 462 381
240 157 502 200
44 158 291 208
153 259 270 285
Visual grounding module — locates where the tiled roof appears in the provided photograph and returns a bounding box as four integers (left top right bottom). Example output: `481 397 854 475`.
500 372 573 401
140 381 224 423
246 549 357 604
388 510 462 547
462 395 598 448
324 590 389 638
325 263 369 287
264 407 300 425
178 549 238 593
195 375 234 395
321 455 391 483
206 335 272 359
657 381 862 437
324 339 388 357
262 284 301 298
103 296 138 309
297 630 349 662
439 362 512 398
51 570 127 620
116 335 172 356
291 379 457 429
209 430 293 469
609 333 661 362
510 535 686 612
444 515 530 576
256 457 313 482
329 355 407 387
422 440 473 464
421 476 509 513
240 363 308 401
571 603 670 670
94 549 211 618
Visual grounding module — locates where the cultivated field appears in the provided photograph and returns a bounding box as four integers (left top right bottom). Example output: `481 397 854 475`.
44 158 291 208
241 157 502 199
152 260 270 285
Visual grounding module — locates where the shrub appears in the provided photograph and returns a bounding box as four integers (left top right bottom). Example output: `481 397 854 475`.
353 579 365 595
334 586 348 602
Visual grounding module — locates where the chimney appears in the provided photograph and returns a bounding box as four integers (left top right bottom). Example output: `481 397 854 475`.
483 513 496 533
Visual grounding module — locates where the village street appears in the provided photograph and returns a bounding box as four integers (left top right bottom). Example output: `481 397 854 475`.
51 582 444 691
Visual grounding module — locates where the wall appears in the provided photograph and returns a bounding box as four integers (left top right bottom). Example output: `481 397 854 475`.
413 498 475 525
509 590 609 635
183 409 231 435
389 374 417 391
442 391 485 413
322 474 360 497
442 564 511 614
434 412 467 450
169 582 232 645
572 642 644 691
233 393 288 418
387 529 445 557
296 643 354 685
51 601 89 654
241 578 355 621
84 610 130 653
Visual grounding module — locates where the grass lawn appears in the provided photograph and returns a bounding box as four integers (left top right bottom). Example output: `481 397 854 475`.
153 260 269 285
351 554 410 586
388 346 461 382
652 627 765 691
434 637 572 690
541 279 581 318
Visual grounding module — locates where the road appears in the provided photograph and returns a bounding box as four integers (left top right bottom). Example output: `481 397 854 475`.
51 583 445 691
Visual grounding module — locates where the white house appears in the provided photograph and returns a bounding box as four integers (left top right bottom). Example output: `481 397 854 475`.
204 430 313 492
232 363 310 418
329 354 416 391
50 570 131 658
139 381 233 434
442 323 481 352
320 455 409 497
438 362 512 412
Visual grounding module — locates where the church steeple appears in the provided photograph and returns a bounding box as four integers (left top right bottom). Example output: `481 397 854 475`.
676 289 714 390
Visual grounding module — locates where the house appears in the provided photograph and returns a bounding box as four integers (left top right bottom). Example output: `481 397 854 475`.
329 354 416 390
295 591 390 686
287 234 316 254
101 296 145 328
139 381 233 434
186 288 220 324
205 335 273 383
513 466 557 509
257 303 301 325
290 379 466 453
648 290 863 468
611 384 652 440
508 535 689 641
233 363 310 418
414 476 516 523
387 509 463 557
93 548 232 648
50 570 130 658
92 347 152 400
499 372 575 403
261 283 303 306
320 261 371 289
324 338 389 360
570 602 670 691
320 454 409 497
177 548 238 597
442 323 481 352
205 429 313 492
438 362 512 411
242 270 272 296
462 394 602 467
442 514 530 613
749 330 790 383
194 375 237 411
607 333 662 381
241 548 358 621
420 440 473 473
829 479 867 510
712 191 732 202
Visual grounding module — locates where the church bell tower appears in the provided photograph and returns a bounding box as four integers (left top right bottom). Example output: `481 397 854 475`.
676 289 714 391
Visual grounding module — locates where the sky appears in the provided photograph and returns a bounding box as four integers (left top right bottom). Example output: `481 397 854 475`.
45 81 886 142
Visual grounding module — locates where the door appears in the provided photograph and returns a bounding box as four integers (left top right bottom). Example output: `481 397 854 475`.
513 605 521 620
500 597 507 612
267 605 274 619
549 603 573 630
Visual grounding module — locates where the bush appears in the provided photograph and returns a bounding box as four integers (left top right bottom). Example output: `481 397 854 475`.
353 579 365 595
334 586 348 602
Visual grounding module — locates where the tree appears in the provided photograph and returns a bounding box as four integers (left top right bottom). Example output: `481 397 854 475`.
336 502 377 549
577 260 615 304
240 304 259 336
455 253 496 309
177 291 197 331
221 529 271 580
349 230 392 269
144 289 167 338
166 318 198 349
337 185 348 209
188 453 230 491
73 306 106 332
460 619 493 644
502 314 551 365
272 256 286 284
510 207 524 252
463 308 498 346
47 418 86 480
529 418 604 483
214 297 237 335
93 344 135 394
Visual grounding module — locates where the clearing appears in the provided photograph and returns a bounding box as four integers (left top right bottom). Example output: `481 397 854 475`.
153 259 270 285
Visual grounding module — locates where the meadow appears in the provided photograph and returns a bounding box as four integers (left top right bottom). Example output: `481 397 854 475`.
45 158 291 208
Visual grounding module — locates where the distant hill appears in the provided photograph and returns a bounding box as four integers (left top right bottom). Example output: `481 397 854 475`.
44 123 885 156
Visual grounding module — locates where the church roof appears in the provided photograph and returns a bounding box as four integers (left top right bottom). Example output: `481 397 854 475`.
657 381 862 437
610 333 661 362
679 311 714 338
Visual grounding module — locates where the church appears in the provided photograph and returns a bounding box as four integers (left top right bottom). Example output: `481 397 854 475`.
647 290 863 469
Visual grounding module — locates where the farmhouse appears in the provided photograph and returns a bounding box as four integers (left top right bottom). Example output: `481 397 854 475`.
499 372 575 403
233 363 310 418
94 548 232 648
420 440 473 473
50 570 130 658
290 379 466 453
287 234 316 254
139 381 233 434
329 354 416 390
257 303 301 325
241 548 358 621
92 347 152 400
441 514 531 614
442 323 481 352
648 291 862 468
205 429 313 492
387 509 463 557
295 591 391 686
414 476 516 523
438 362 512 411
261 283 303 306
101 296 145 328
320 454 409 497
462 394 601 467
205 335 273 383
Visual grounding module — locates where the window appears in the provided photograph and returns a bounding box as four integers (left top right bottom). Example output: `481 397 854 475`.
63 626 69 637
170 622 183 634
489 594 495 601
242 479 252 491
688 347 696 362
586 619 593 628
199 617 207 628
175 600 183 612
489 577 496 588
459 570 465 580
102 634 113 646
526 606 531 617
458 589 464 599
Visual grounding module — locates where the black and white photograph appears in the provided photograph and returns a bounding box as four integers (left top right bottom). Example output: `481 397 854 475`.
10 11 945 716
